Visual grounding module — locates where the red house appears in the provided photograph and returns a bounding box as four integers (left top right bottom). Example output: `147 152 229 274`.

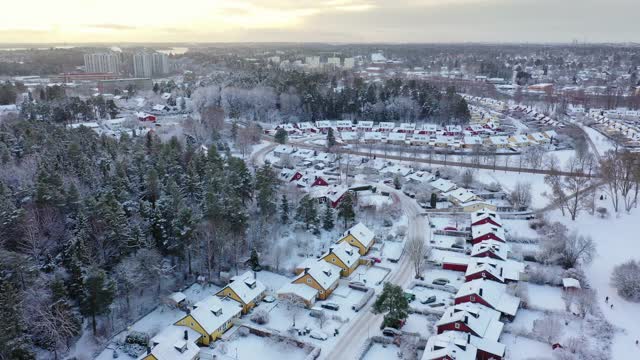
471 224 505 244
470 241 508 261
424 332 505 360
436 303 504 343
465 259 524 284
311 176 330 187
454 279 520 318
442 256 469 272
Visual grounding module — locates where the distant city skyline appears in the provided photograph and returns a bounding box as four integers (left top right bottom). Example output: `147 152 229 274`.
0 0 638 44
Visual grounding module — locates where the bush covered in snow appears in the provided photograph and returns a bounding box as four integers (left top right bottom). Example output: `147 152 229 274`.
250 309 270 325
526 263 563 286
610 260 640 302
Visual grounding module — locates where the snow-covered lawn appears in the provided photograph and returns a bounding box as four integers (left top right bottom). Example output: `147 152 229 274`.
403 313 434 335
549 198 640 360
210 333 310 360
501 333 554 360
362 343 403 360
474 168 550 209
525 284 566 312
505 309 546 333
503 219 537 240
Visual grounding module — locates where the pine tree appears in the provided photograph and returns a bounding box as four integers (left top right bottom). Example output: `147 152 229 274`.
295 195 319 230
0 281 24 358
231 121 239 140
430 193 437 209
326 128 336 148
225 156 253 205
255 164 278 216
322 203 335 231
173 207 197 273
373 282 409 329
80 268 116 335
275 128 288 144
248 248 261 271
337 192 355 228
280 194 290 224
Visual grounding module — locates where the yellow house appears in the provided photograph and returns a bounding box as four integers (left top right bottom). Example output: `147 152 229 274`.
291 262 341 300
139 326 200 360
215 271 266 314
174 296 242 346
461 201 498 213
337 222 375 256
320 242 361 277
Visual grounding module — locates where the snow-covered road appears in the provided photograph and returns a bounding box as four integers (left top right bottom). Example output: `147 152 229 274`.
321 184 430 360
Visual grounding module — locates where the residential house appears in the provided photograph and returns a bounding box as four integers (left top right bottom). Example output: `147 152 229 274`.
430 179 457 193
338 222 375 255
320 241 361 277
215 271 266 314
470 241 509 261
423 331 505 360
464 258 524 283
470 208 502 227
291 262 341 300
174 296 242 345
471 223 506 244
436 303 504 342
454 279 520 319
139 326 201 360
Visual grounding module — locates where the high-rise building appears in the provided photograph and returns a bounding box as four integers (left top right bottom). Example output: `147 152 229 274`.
84 53 121 74
152 53 170 75
133 53 153 78
327 57 341 67
305 56 320 68
343 57 355 69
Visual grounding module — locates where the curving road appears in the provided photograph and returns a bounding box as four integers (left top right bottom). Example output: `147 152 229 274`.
320 185 430 360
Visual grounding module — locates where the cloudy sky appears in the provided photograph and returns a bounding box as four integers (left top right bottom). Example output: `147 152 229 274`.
0 0 638 43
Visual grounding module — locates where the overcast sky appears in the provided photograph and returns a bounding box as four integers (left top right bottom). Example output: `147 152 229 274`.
0 0 638 43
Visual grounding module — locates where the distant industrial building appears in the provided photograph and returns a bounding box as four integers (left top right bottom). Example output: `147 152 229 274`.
51 72 117 83
84 53 121 74
98 78 153 94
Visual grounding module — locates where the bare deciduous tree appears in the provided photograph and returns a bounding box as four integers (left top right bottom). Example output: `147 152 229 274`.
407 236 431 278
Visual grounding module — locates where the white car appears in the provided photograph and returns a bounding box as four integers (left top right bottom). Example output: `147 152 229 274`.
263 295 276 303
310 330 328 341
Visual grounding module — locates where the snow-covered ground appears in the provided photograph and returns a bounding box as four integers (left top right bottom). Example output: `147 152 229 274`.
209 332 310 360
549 199 640 360
362 343 403 360
525 283 566 312
501 333 554 360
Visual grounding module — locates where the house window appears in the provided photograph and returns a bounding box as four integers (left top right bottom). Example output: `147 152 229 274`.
332 258 336 262
319 290 324 294
482 272 486 278
350 239 354 243
470 296 475 301
455 323 460 329
306 278 311 284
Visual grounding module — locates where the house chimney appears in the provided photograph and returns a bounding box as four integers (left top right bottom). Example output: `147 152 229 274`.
147 346 152 355
500 268 503 277
184 330 188 341
467 334 471 343
464 316 468 324
304 267 309 275
479 288 483 297
329 247 333 254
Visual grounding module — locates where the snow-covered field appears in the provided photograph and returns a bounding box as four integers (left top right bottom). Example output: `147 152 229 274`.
549 200 640 359
501 333 554 360
362 343 403 360
525 284 566 312
209 332 310 360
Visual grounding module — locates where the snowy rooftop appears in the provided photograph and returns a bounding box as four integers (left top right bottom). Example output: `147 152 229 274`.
343 222 375 248
562 277 581 289
142 326 201 360
295 261 341 291
471 223 505 241
325 241 360 268
277 282 318 302
430 178 457 193
222 271 266 305
470 208 501 226
470 240 509 260
437 303 504 342
465 258 525 283
455 279 520 316
187 296 242 335
444 188 478 203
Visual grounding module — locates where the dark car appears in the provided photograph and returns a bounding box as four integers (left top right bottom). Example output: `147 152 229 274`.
320 302 340 311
